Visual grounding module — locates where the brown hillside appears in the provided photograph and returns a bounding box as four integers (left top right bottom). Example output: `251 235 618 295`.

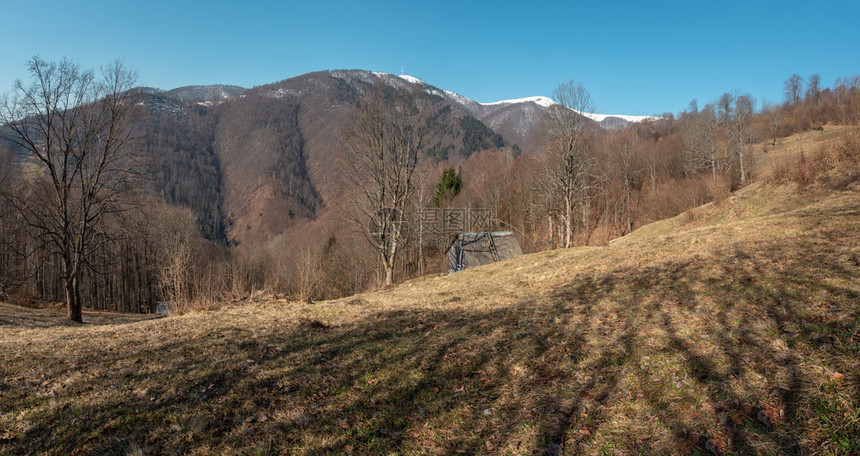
2 175 857 455
140 70 516 252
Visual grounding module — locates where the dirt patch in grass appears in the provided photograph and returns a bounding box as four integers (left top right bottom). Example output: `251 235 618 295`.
1 185 859 455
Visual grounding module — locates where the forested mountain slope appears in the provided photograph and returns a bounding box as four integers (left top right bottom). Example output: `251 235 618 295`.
138 70 515 250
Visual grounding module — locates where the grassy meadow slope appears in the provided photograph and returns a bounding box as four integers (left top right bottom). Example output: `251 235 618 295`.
2 137 859 455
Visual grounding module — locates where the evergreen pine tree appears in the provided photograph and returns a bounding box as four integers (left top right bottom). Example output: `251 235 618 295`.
433 167 463 207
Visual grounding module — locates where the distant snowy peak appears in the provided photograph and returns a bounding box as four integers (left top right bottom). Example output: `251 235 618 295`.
581 112 657 123
482 96 556 109
389 74 476 107
484 97 656 123
386 73 655 125
396 74 424 85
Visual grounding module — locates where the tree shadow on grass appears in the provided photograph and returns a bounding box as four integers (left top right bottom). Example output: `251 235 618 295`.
3 209 859 455
0 303 158 329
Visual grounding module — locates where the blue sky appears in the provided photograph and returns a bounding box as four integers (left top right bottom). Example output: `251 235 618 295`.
2 0 858 116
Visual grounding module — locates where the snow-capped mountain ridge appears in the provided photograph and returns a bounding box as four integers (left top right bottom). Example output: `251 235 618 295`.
580 112 656 123
482 96 556 108
390 74 655 125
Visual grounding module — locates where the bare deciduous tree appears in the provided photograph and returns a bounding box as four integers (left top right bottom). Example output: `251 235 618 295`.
683 104 724 181
712 92 756 184
806 73 821 105
642 140 661 196
762 100 780 146
732 94 756 184
611 130 642 234
155 206 197 312
717 92 735 125
0 142 12 189
344 79 426 287
0 57 142 322
293 245 321 303
784 74 804 106
541 80 596 248
0 143 18 298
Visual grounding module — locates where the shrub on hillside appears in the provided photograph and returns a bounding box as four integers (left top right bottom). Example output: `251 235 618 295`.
817 131 860 189
770 131 860 189
644 176 713 221
707 174 733 205
770 151 818 187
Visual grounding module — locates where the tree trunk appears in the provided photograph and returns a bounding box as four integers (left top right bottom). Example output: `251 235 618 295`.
625 182 632 235
582 200 592 246
564 195 572 248
650 169 657 196
613 204 619 239
604 198 611 241
65 274 82 323
548 215 554 250
384 235 398 287
384 263 394 287
738 135 746 184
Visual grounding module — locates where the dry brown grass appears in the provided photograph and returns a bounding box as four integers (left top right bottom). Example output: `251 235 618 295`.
759 125 855 172
769 129 860 193
0 304 158 330
2 181 859 455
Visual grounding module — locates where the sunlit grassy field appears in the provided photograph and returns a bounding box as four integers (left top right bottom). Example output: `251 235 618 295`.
3 181 858 455
2 151 859 454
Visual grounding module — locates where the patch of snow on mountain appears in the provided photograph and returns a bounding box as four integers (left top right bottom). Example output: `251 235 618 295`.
265 88 300 99
577 112 657 122
483 98 654 122
396 74 425 85
383 73 477 107
431 88 478 108
483 96 556 108
373 72 656 124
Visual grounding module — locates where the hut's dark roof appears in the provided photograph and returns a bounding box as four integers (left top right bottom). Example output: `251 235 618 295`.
446 231 523 273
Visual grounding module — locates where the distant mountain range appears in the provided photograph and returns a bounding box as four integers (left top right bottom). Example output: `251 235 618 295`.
378 73 656 137
151 72 654 140
129 70 657 251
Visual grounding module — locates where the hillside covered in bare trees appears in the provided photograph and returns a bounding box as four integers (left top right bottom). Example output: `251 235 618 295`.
2 63 860 316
